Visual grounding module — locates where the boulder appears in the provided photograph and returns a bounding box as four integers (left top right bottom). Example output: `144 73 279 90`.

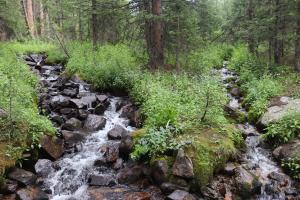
49 95 70 109
120 104 141 127
223 163 237 176
94 103 106 115
117 165 144 184
151 160 169 185
124 192 151 200
40 135 64 160
49 112 64 125
167 190 196 200
8 168 37 186
59 108 78 119
88 174 116 186
272 139 300 160
107 125 128 140
62 88 77 98
172 149 194 179
78 109 89 120
84 114 106 132
62 118 82 131
104 143 119 163
235 166 261 197
0 179 18 194
230 87 241 97
113 158 123 170
16 186 49 200
119 136 133 159
61 130 85 146
260 99 300 126
34 159 53 177
160 182 189 195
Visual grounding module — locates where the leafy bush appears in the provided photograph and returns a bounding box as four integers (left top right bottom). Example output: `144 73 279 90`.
67 42 138 91
282 157 300 180
265 112 300 145
185 44 233 74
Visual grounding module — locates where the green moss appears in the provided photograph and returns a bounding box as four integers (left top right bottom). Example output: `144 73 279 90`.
182 127 239 188
150 155 175 169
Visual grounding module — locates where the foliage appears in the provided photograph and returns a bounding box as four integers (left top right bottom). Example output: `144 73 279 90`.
282 157 300 180
67 42 138 91
185 44 233 74
265 112 300 146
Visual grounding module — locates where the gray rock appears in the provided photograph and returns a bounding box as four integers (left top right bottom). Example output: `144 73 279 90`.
88 174 116 186
151 160 169 185
107 125 128 140
172 149 194 179
105 143 119 163
119 135 133 159
272 139 300 160
50 95 70 108
62 118 82 131
0 179 18 194
167 190 196 200
84 114 106 132
16 186 49 200
62 88 77 97
8 168 37 186
160 182 189 195
61 130 85 145
34 159 53 177
40 135 64 160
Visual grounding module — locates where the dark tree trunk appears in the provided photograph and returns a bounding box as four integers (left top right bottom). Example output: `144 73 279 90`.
295 1 300 71
247 0 255 54
91 0 97 49
274 0 281 64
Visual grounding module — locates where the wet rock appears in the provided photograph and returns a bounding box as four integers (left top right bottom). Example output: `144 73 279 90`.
34 159 53 177
124 192 151 200
0 194 16 200
0 108 8 118
224 105 245 122
88 174 116 186
16 186 49 200
107 125 128 140
113 158 123 170
0 179 18 194
8 168 37 186
167 190 196 200
272 139 300 160
78 109 89 120
160 182 188 195
40 135 64 160
260 99 300 126
104 143 119 163
117 165 144 184
62 118 82 131
62 88 77 98
96 94 109 103
49 112 64 125
120 104 141 127
94 103 106 115
59 108 78 119
223 162 237 176
230 87 241 97
172 149 194 179
119 136 133 159
61 130 85 146
87 187 128 200
151 160 169 185
268 171 288 183
84 114 106 132
235 166 261 197
50 95 70 109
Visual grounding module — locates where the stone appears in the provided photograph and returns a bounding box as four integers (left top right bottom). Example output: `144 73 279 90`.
87 187 128 200
94 103 106 115
224 105 246 123
107 125 128 140
61 130 85 145
124 192 151 200
105 143 119 163
8 168 37 186
40 135 64 160
223 163 237 176
151 160 169 185
84 114 106 132
260 99 300 126
117 165 144 184
230 87 241 97
78 109 89 120
113 158 123 170
235 166 262 197
160 182 189 195
167 190 196 200
62 118 82 131
0 179 18 194
96 95 109 103
88 174 116 186
16 186 49 200
49 113 64 125
272 139 300 161
49 95 70 109
119 136 133 159
172 149 194 179
0 194 16 200
59 108 78 119
268 172 288 183
62 88 77 98
120 104 141 127
34 159 53 177
236 124 258 138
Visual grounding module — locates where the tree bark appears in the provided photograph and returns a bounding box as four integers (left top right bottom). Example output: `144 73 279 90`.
295 1 300 71
274 0 281 64
247 0 255 54
26 0 35 37
91 0 97 49
149 0 164 69
40 1 45 36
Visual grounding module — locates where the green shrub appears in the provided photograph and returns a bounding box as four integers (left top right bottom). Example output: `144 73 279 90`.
185 44 233 74
282 157 300 180
265 112 300 145
67 42 138 91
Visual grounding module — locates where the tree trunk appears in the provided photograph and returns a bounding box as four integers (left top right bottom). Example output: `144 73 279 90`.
247 0 255 54
295 1 300 71
143 0 152 57
149 0 164 69
26 0 35 37
91 0 97 49
274 0 281 64
40 2 45 36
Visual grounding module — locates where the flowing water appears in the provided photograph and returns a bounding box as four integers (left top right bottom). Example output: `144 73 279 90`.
41 98 135 200
219 66 296 200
